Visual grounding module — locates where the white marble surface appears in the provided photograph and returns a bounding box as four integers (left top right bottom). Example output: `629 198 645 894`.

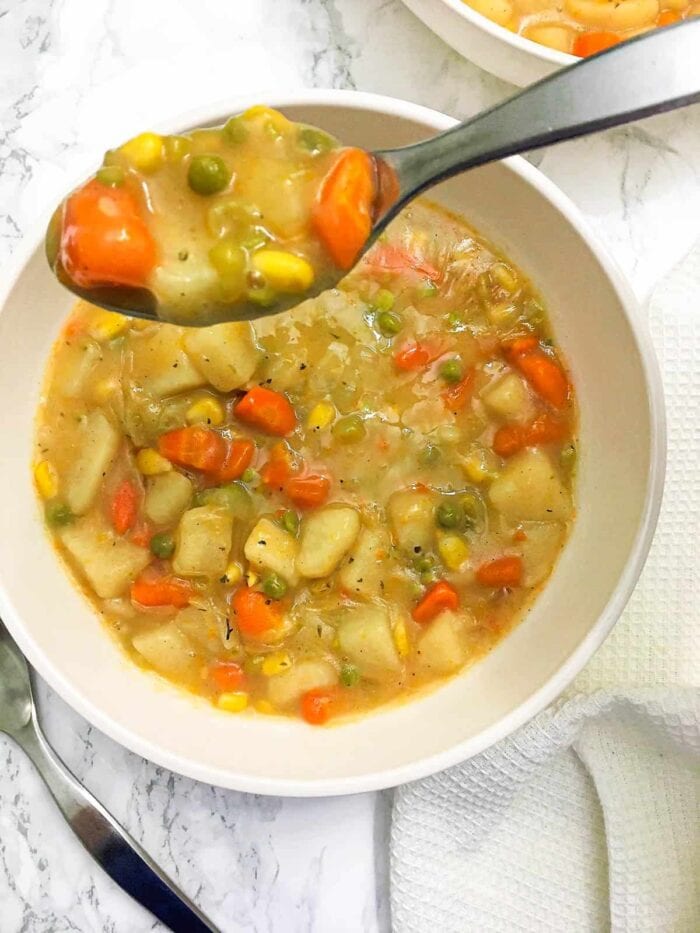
0 2 699 931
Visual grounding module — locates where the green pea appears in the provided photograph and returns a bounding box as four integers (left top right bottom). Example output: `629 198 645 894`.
247 285 278 307
560 444 577 472
447 312 465 331
96 165 125 187
199 482 252 516
45 501 74 527
262 572 287 600
332 414 366 444
377 310 402 336
420 568 440 585
241 467 259 486
340 664 361 687
419 444 441 466
150 532 175 559
209 240 246 279
163 135 192 162
420 280 438 298
373 289 395 312
281 510 299 536
436 501 462 529
298 126 335 154
187 154 231 196
223 116 249 144
461 490 484 529
412 553 435 574
439 358 463 384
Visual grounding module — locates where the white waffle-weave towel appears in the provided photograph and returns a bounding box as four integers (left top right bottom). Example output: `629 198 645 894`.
390 244 700 933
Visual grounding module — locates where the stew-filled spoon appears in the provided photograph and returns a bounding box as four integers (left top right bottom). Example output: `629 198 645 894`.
46 20 700 327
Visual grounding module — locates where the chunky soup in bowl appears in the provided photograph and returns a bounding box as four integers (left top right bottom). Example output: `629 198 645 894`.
35 199 576 726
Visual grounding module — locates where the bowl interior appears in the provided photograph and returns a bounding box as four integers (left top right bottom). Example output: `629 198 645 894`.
0 95 662 794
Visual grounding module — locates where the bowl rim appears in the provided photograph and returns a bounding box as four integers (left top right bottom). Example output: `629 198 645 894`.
0 89 666 796
409 0 577 68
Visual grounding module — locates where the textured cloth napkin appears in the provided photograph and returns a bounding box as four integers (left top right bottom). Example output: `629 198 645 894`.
390 244 700 933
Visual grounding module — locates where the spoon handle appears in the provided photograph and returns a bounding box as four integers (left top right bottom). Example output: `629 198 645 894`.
379 20 700 201
14 711 219 933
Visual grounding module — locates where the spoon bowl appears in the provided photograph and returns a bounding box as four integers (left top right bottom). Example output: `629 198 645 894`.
46 21 700 326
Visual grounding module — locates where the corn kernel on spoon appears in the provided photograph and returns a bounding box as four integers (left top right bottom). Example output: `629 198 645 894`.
46 20 700 327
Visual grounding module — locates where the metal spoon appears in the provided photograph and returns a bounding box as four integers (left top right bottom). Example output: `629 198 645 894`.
0 620 220 933
47 20 700 325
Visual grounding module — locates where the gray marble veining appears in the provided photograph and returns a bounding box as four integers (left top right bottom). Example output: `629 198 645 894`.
1 1 699 931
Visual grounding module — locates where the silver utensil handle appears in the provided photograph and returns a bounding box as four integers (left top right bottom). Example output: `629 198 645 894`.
381 21 700 197
15 714 219 933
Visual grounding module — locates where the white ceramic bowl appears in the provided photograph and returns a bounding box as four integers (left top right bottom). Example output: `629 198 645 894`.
0 90 664 796
402 0 576 86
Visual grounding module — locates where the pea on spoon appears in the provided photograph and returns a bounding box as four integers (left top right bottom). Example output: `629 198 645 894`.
46 21 700 328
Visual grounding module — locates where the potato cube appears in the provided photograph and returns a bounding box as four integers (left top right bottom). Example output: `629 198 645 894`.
173 507 233 577
244 517 299 586
387 488 435 555
482 372 533 422
338 526 392 597
337 606 401 680
184 322 259 392
144 471 192 526
60 515 150 598
489 448 572 522
132 623 199 679
267 660 338 709
131 326 206 397
65 410 120 515
417 610 471 674
296 506 361 579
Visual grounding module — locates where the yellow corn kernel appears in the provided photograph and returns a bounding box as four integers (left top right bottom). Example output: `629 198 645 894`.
438 534 470 571
88 310 128 342
92 378 118 402
120 132 164 173
136 448 172 476
252 250 314 294
223 562 243 585
462 449 498 485
34 460 58 499
242 105 290 132
261 651 292 677
246 570 259 588
217 691 249 713
186 397 225 426
255 699 276 715
306 400 335 431
393 619 410 658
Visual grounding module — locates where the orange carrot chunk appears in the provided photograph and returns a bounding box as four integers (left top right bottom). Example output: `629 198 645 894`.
412 580 460 624
157 426 227 473
216 438 255 482
300 688 337 725
260 442 294 489
312 148 376 270
493 413 567 457
656 9 681 25
231 587 281 637
394 342 433 371
573 32 621 57
285 472 331 509
235 386 297 436
209 661 246 692
60 179 157 289
131 573 194 608
504 340 569 409
442 369 475 412
475 556 523 588
110 479 139 535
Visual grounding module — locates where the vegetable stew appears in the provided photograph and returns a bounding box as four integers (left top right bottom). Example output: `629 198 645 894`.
35 200 576 725
48 107 378 325
463 0 694 56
